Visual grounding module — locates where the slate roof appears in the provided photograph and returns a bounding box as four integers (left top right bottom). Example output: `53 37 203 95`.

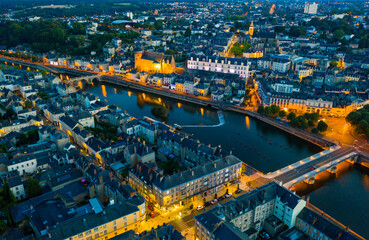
47 202 139 240
152 155 241 191
297 207 362 240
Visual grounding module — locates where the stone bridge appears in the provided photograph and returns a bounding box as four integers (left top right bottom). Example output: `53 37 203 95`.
66 74 102 84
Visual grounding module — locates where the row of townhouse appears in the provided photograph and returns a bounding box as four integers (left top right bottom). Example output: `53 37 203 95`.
194 182 363 240
59 116 93 148
157 131 225 165
187 55 250 78
129 155 242 209
256 79 336 115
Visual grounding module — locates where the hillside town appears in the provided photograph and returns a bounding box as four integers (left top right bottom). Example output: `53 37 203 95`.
0 1 368 240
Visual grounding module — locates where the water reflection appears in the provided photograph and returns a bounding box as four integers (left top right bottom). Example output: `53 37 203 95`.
86 83 321 173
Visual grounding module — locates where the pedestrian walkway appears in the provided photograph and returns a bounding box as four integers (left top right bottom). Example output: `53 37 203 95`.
171 219 190 232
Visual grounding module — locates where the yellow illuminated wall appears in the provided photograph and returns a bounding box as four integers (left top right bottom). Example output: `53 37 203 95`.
134 52 175 74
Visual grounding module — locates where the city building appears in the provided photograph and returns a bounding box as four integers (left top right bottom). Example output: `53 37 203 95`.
134 51 176 74
129 155 242 208
195 182 306 240
304 2 318 14
187 55 250 79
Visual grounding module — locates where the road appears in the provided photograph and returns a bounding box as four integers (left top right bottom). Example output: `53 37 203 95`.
275 147 355 184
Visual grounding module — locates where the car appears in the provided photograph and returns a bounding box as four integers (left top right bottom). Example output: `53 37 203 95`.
204 201 211 207
225 193 233 198
235 189 242 194
210 199 217 204
149 212 155 218
197 205 204 211
218 196 225 201
310 166 316 170
148 205 154 211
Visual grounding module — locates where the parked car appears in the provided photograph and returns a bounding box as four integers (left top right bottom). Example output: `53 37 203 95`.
204 201 211 207
218 196 225 201
149 212 155 218
225 193 233 198
235 189 242 194
310 166 316 170
196 205 204 211
210 199 217 204
148 205 154 211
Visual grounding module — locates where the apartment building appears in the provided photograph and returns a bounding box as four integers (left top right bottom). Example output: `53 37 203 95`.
42 200 143 240
7 154 37 175
129 155 242 208
194 182 306 240
295 206 362 240
257 79 334 115
187 55 250 78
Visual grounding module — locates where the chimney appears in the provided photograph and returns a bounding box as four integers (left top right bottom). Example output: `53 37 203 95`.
213 162 216 168
146 146 149 152
191 170 194 176
99 175 103 184
134 146 137 153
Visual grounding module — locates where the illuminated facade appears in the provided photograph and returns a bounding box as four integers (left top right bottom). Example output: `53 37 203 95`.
129 155 242 208
134 51 176 74
46 202 144 240
188 55 250 78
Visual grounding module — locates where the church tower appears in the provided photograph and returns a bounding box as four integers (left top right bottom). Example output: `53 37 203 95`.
248 21 254 36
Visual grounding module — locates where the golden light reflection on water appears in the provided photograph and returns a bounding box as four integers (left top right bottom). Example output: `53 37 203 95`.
78 81 83 89
177 103 182 108
114 88 117 94
101 85 107 98
128 91 132 97
200 108 204 116
245 116 250 130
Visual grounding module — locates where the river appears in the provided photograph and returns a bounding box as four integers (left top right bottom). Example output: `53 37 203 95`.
86 83 369 238
86 83 321 173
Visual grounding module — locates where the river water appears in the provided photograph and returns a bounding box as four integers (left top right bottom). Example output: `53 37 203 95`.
87 83 321 173
86 83 369 238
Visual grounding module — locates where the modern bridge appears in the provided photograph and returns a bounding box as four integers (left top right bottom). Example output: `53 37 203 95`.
265 146 361 189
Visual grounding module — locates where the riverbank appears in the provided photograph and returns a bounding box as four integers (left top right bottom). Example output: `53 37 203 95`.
99 75 334 149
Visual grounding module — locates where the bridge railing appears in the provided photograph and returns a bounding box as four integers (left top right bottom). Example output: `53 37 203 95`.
284 151 357 188
265 145 341 178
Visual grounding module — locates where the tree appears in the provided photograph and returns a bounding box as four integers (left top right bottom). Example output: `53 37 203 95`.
24 100 32 109
311 128 319 134
184 27 191 38
257 106 265 114
288 26 307 37
207 23 215 29
1 182 15 204
330 60 338 68
279 110 287 118
317 121 328 132
287 112 296 121
270 105 280 116
332 29 345 42
154 20 164 30
346 111 362 125
275 26 286 34
72 21 85 35
26 177 42 198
